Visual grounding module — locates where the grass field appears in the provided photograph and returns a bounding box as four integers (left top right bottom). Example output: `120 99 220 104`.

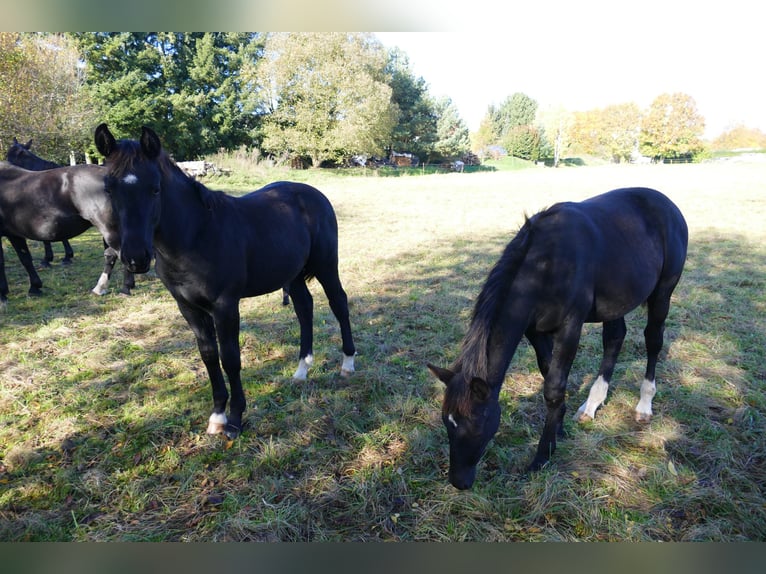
1 160 764 541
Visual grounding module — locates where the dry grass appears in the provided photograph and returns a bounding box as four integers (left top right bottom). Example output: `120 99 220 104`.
1 160 765 541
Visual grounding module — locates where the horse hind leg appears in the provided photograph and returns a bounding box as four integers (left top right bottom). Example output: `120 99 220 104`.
575 318 627 422
288 278 315 380
61 239 74 265
316 270 356 377
636 288 675 423
41 241 54 268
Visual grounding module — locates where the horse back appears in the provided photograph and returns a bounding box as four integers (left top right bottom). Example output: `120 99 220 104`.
524 187 687 326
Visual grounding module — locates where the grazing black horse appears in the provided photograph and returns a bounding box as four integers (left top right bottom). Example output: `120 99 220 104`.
428 187 688 489
6 138 74 266
94 123 356 439
0 161 122 303
5 138 135 296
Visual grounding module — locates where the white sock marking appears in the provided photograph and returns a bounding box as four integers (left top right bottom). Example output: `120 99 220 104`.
575 375 610 420
91 272 110 295
206 411 227 434
635 378 656 420
293 354 314 380
340 353 355 377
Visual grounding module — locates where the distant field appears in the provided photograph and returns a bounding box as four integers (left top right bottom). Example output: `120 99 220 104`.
1 160 764 540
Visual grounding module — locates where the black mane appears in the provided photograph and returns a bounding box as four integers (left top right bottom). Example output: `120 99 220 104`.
453 214 536 383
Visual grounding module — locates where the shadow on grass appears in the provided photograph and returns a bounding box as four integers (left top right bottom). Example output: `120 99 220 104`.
2 228 765 541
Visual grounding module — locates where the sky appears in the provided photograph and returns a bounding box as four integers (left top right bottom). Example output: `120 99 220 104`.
375 2 765 139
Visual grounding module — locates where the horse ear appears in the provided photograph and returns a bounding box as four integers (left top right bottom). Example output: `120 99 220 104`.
140 126 162 160
94 123 116 158
427 363 454 385
469 377 491 402
24 139 33 149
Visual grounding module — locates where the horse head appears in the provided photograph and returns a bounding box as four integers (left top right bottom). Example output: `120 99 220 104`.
428 363 501 490
95 123 163 274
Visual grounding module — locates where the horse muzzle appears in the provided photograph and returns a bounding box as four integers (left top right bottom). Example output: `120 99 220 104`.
449 465 477 490
121 249 153 274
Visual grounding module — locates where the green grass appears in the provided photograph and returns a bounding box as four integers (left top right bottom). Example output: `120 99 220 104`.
1 160 765 540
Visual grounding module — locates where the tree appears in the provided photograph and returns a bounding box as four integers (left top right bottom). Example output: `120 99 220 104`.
640 92 706 162
711 125 766 150
71 32 262 159
570 103 641 163
538 105 573 167
0 33 97 163
491 92 539 160
432 96 470 162
257 33 397 168
385 47 438 163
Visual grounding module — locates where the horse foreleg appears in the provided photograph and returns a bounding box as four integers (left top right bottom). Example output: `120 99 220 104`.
121 268 136 295
7 235 42 297
288 279 315 380
92 246 118 295
213 306 246 439
176 301 233 436
0 240 9 304
575 318 627 422
529 321 582 471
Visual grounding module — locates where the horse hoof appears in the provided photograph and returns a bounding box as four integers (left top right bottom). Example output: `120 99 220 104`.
28 289 43 297
340 368 354 378
62 259 73 266
206 420 226 434
576 412 593 423
223 423 242 440
635 412 652 424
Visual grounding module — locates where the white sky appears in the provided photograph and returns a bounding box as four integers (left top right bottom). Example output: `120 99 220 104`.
375 2 765 138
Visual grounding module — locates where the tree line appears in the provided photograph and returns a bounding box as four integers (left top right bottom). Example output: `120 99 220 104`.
0 32 470 167
1 32 761 168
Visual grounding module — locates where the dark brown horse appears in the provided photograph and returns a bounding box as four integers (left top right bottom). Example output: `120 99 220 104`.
0 161 122 303
94 124 356 439
429 187 688 489
5 138 136 296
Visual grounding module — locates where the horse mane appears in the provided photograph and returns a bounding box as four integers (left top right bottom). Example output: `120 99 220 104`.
453 214 537 382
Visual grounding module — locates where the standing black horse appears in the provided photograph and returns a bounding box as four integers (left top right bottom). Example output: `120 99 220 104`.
428 187 688 489
6 138 74 266
0 161 122 303
94 124 356 439
5 138 135 296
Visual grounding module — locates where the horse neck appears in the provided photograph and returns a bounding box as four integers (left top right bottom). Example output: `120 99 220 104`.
155 168 213 251
67 166 116 239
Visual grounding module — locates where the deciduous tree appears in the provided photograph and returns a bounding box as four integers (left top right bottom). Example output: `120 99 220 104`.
0 33 97 163
257 33 397 167
640 92 706 161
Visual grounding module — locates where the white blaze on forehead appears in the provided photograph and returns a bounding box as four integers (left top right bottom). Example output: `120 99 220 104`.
122 173 138 185
448 414 458 428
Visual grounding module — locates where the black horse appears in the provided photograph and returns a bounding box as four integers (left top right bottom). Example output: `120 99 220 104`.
6 138 74 266
0 161 123 303
5 138 135 296
428 187 688 489
94 124 356 439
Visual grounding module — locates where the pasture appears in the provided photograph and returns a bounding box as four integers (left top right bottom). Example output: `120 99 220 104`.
1 160 764 541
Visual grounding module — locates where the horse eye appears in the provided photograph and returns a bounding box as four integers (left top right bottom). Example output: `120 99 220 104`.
153 185 161 195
